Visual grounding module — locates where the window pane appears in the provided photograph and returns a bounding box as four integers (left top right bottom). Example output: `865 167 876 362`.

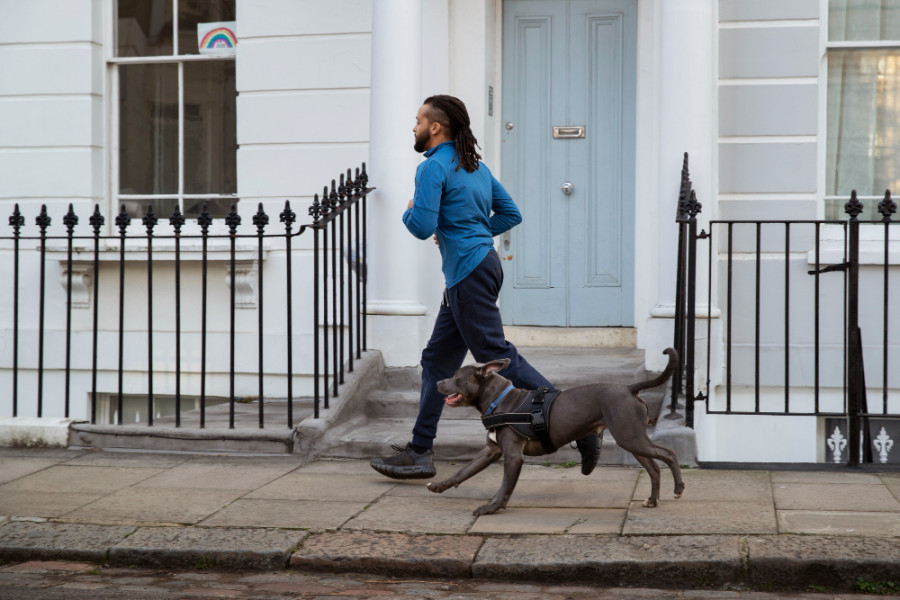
121 198 179 220
184 197 234 219
829 0 900 42
119 64 178 195
117 0 174 57
179 0 236 55
183 61 237 194
827 50 900 199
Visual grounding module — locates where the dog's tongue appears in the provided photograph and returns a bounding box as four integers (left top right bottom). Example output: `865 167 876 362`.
444 394 461 405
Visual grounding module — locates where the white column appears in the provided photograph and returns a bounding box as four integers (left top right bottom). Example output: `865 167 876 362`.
643 0 716 369
367 0 429 366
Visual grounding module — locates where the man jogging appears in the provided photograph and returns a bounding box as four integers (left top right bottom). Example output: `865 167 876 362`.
369 94 599 479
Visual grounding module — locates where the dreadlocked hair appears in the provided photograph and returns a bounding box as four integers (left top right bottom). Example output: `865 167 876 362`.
423 95 482 173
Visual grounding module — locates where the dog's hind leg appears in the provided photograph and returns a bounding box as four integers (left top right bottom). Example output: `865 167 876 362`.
428 441 503 494
632 453 662 508
650 443 685 499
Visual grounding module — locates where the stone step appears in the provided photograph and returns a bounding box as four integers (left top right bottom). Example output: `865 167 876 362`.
365 388 668 422
316 413 694 467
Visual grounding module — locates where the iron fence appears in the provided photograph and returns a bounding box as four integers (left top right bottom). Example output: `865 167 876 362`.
3 164 370 428
672 153 900 466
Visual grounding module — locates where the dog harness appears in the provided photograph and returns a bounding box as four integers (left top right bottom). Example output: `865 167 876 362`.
480 386 560 453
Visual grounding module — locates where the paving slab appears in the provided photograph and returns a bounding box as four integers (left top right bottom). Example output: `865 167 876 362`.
771 471 885 485
745 535 900 589
109 526 306 570
63 487 244 525
0 521 135 562
0 465 164 494
472 535 743 587
0 491 103 519
777 509 900 536
0 458 65 484
134 458 299 491
343 496 478 534
61 451 193 469
623 500 776 535
632 469 772 504
291 531 483 579
773 482 900 511
199 498 367 531
246 471 394 503
469 507 625 535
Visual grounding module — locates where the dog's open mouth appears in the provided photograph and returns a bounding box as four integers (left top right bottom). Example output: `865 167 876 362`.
444 393 462 406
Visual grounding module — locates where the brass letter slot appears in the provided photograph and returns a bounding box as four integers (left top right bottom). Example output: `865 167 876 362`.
552 126 585 139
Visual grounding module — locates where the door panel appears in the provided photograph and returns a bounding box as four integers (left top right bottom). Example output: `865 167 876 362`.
500 0 636 327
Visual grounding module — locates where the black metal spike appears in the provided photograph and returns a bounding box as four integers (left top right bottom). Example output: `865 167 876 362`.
337 173 345 202
321 186 331 216
115 204 131 234
329 179 339 209
878 190 896 223
142 205 158 235
36 204 51 232
280 200 296 232
309 194 322 223
360 162 368 189
845 190 864 220
89 204 104 233
197 202 212 233
686 189 702 218
63 204 78 234
169 205 185 234
225 203 241 235
253 202 269 234
9 204 24 233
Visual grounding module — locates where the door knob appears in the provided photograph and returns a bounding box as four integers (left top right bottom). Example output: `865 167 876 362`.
561 182 574 195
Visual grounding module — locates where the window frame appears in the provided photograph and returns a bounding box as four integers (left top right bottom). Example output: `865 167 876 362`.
106 0 238 233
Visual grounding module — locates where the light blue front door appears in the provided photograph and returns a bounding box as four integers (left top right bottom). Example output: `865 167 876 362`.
500 0 636 326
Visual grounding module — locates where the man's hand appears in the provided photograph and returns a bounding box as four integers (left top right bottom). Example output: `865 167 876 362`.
407 198 415 209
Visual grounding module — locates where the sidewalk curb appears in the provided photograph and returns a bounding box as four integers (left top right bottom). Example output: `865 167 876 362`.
2 522 898 591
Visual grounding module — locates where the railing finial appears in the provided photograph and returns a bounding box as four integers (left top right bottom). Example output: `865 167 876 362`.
878 189 896 223
845 189 864 221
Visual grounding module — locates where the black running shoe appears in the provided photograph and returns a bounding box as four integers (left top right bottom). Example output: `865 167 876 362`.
576 433 600 475
370 443 436 480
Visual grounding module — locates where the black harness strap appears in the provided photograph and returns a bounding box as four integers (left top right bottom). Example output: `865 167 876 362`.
480 386 560 453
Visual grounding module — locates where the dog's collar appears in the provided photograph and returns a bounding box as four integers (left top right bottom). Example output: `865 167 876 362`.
482 384 515 417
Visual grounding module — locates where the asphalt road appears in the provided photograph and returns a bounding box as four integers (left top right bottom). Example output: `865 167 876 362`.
0 560 892 599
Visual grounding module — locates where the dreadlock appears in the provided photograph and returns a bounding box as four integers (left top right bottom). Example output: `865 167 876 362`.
423 95 482 173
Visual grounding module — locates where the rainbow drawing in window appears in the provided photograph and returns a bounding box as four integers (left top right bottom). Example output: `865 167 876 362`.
198 22 237 55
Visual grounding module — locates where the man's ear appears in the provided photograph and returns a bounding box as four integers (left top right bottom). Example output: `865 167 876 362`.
477 358 511 378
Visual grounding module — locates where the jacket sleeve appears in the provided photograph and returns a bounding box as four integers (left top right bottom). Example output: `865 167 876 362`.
402 160 443 240
488 175 522 236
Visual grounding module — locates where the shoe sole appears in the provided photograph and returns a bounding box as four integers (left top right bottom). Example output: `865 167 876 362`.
370 462 436 480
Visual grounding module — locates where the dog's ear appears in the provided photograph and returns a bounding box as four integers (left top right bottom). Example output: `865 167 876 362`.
477 358 511 378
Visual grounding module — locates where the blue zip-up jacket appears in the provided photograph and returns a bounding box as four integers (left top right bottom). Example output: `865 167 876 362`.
402 141 522 288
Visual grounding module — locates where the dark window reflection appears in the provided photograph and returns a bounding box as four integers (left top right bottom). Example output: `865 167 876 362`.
184 61 237 194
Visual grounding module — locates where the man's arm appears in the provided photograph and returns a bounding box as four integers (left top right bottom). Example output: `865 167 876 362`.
488 176 522 236
402 160 443 240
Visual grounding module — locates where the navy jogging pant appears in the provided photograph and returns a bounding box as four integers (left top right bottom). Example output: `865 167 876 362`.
411 249 554 450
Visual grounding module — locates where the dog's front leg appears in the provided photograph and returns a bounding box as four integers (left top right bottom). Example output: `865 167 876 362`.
474 435 526 516
427 439 502 494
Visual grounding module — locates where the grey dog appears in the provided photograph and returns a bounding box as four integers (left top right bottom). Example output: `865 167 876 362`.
427 348 684 516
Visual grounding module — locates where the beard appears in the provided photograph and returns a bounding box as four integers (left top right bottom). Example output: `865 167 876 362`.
414 128 431 153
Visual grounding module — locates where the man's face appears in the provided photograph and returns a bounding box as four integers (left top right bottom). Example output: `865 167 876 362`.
413 104 434 153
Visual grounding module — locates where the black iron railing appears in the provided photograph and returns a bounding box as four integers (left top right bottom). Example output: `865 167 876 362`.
672 153 899 466
3 164 370 428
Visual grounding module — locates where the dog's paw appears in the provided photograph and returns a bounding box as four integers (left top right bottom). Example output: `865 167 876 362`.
642 498 658 508
473 503 502 516
427 481 450 494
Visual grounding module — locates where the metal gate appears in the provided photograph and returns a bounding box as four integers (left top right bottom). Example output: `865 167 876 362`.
670 153 899 466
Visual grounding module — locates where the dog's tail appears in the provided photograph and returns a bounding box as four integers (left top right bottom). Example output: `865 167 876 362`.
628 347 678 393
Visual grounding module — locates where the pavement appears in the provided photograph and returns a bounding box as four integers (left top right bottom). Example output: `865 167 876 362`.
0 447 899 593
